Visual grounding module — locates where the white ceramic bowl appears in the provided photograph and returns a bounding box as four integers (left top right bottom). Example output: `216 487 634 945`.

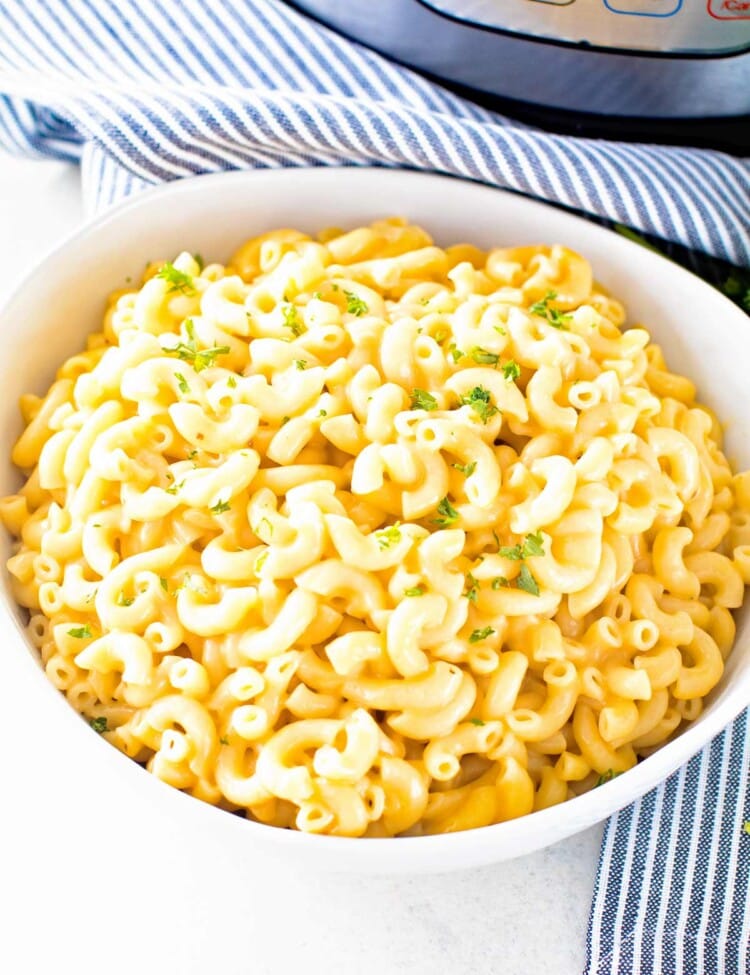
2 168 748 874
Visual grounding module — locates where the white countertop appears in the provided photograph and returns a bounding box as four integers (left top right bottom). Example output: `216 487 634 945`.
0 154 602 975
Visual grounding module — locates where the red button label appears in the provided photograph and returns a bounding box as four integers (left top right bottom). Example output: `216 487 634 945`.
708 0 750 18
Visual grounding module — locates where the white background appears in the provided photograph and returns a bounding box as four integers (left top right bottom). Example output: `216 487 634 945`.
0 155 602 975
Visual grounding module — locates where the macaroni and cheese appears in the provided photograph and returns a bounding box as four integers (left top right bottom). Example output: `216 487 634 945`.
4 218 749 836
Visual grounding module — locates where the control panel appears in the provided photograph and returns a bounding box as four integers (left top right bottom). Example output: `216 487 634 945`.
419 0 750 53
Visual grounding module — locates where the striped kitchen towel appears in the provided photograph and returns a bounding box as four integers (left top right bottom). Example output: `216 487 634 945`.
0 3 748 973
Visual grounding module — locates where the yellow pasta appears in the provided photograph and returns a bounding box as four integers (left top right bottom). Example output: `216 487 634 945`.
3 217 749 837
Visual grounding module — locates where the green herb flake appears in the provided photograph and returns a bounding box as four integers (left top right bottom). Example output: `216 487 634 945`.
498 543 523 561
517 564 540 596
227 375 237 388
502 360 521 382
433 496 459 527
90 716 108 734
165 479 185 496
175 372 190 394
469 626 495 644
491 576 509 590
375 523 402 550
117 593 135 607
459 385 499 424
344 290 369 316
404 587 424 597
210 499 231 514
522 531 545 558
219 735 230 745
529 290 571 329
469 718 485 726
452 461 477 477
433 328 448 344
157 262 195 295
464 572 480 603
167 318 230 372
294 359 308 370
68 625 92 639
318 409 328 418
255 550 269 572
282 303 305 337
410 388 438 411
159 577 169 592
281 415 290 425
257 517 273 538
449 344 465 363
595 769 623 787
470 347 500 367
193 253 205 271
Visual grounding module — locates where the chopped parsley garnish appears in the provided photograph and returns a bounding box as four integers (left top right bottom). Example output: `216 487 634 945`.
281 415 290 425
375 523 402 550
344 290 369 316
469 626 495 644
159 577 169 592
502 360 521 382
257 517 273 538
452 461 476 477
459 385 499 424
491 576 509 589
282 303 305 336
411 388 438 411
255 550 269 572
433 328 448 344
404 587 424 597
595 769 623 787
470 347 500 367
498 532 545 560
117 593 135 607
522 531 545 558
175 372 190 394
68 625 92 639
167 319 230 372
157 262 195 295
464 572 480 603
165 479 185 496
433 496 459 527
469 718 485 726
219 735 230 745
318 409 328 417
90 717 108 733
529 290 571 329
210 499 231 514
294 359 307 370
517 564 540 596
227 375 237 388
449 344 465 363
187 449 198 461
194 253 204 271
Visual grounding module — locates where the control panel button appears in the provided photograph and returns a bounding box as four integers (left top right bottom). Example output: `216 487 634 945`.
708 0 750 18
603 0 682 15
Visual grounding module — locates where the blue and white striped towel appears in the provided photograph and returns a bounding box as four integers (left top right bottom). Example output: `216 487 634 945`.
0 3 748 972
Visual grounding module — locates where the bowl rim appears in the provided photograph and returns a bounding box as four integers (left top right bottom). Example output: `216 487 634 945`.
2 165 748 859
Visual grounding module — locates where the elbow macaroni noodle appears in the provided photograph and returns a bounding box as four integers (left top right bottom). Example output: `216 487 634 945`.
4 218 749 837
